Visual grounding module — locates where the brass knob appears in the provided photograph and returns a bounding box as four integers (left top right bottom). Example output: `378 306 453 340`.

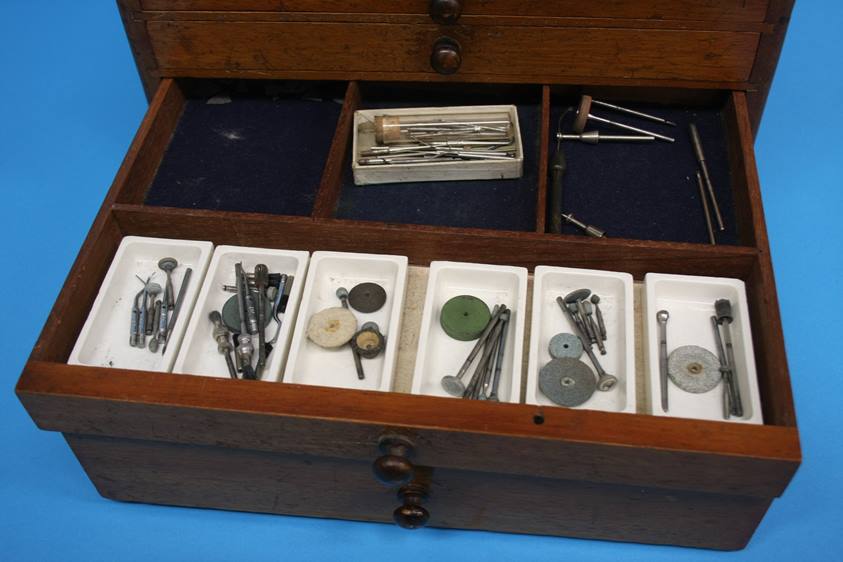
372 435 415 485
429 0 463 24
430 37 462 75
393 484 429 529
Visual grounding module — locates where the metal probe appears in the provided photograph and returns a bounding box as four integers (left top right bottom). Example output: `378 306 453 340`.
689 123 725 230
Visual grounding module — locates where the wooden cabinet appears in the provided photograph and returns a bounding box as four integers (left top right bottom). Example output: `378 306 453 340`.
17 0 799 550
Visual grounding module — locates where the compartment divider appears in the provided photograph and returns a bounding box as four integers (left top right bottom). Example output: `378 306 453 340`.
312 81 360 218
115 79 185 205
536 85 551 233
110 203 758 279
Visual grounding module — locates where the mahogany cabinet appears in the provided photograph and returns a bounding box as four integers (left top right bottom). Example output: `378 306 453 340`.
17 0 799 550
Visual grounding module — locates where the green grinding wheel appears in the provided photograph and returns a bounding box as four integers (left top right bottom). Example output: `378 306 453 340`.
439 295 492 341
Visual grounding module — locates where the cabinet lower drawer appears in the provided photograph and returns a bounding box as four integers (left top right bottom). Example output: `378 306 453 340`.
68 433 771 550
147 21 759 83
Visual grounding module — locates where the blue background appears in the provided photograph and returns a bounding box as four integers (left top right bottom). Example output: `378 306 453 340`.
1 2 841 560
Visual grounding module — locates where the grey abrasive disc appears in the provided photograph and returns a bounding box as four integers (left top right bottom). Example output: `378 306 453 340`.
668 345 721 393
539 357 596 407
548 333 584 359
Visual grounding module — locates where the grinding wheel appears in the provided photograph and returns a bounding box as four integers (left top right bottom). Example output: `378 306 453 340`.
348 282 387 314
221 294 273 333
306 307 358 348
668 345 721 393
548 333 583 359
573 95 593 133
539 357 596 407
440 295 491 341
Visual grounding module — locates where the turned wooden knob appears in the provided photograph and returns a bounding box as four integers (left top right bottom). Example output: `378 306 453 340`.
429 0 463 24
372 435 415 485
430 37 462 75
393 484 430 530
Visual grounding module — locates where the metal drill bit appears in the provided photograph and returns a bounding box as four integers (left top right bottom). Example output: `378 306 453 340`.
689 123 725 231
162 267 192 355
696 171 717 245
562 213 606 238
557 131 655 144
573 96 674 142
591 99 677 127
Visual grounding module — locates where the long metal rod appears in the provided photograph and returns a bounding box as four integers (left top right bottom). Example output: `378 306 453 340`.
591 99 677 127
696 171 717 245
587 114 675 142
689 123 725 230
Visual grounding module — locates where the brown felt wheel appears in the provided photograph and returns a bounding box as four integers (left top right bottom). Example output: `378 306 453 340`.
573 95 593 133
306 307 358 348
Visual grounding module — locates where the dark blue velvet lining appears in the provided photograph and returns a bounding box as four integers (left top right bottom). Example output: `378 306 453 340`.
145 85 343 216
548 102 738 245
334 86 541 232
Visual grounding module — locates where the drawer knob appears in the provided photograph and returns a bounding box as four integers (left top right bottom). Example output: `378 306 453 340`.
372 434 415 485
429 0 463 25
430 37 462 75
393 484 430 530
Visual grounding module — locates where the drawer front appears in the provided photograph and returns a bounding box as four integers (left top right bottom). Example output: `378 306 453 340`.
68 434 770 550
147 21 759 83
140 1 769 23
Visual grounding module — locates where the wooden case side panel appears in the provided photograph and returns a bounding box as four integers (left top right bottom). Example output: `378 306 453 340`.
19 361 799 498
726 91 796 428
29 79 182 364
67 433 772 550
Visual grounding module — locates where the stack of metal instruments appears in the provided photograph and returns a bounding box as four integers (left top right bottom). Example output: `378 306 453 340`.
538 288 617 407
208 263 293 380
440 302 511 401
656 298 743 419
358 112 518 166
129 257 192 355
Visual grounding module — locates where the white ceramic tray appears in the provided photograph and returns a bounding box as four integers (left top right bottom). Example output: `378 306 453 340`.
68 236 213 372
284 251 408 392
526 266 635 413
644 272 763 424
411 261 528 403
173 246 310 381
352 105 524 185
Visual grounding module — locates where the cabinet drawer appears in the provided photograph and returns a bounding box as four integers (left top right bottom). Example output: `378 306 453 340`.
69 433 772 549
17 77 799 549
147 21 759 83
140 1 769 23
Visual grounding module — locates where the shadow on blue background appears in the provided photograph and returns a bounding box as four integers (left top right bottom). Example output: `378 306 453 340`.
1 2 841 561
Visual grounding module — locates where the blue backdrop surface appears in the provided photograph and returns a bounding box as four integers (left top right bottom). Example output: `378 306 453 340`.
1 2 841 560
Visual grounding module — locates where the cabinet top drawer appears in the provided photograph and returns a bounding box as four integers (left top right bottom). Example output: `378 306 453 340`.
147 21 760 84
139 0 770 23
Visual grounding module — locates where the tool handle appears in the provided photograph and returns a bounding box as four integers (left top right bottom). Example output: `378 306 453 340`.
129 309 140 346
658 322 669 411
549 148 566 234
689 123 706 163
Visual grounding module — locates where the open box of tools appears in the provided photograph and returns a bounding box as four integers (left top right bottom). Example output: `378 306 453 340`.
16 0 799 551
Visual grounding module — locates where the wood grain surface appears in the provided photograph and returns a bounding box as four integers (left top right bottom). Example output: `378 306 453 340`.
146 21 759 83
66 432 774 549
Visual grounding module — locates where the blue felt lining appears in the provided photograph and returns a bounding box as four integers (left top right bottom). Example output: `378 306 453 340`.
145 83 343 216
548 102 738 245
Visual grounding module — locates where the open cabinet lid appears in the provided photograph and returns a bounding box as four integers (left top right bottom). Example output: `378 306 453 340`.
117 0 794 135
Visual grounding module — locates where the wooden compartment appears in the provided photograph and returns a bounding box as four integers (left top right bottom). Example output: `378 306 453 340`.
19 0 799 550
